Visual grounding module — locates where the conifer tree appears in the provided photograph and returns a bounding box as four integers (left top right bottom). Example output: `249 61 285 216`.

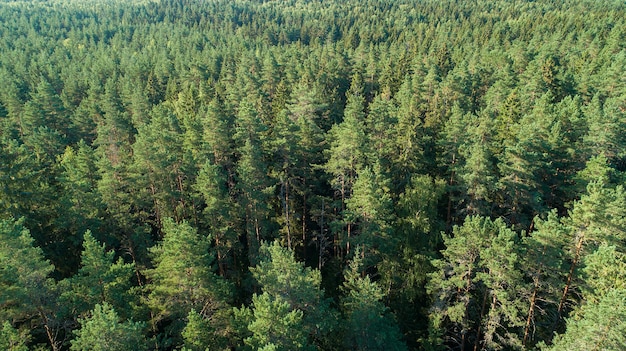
60 231 136 320
545 289 626 351
56 142 104 256
240 242 337 349
551 181 626 336
427 216 525 351
234 98 274 263
0 322 28 351
133 104 191 224
0 218 60 350
70 303 147 351
193 160 240 278
341 251 408 351
145 218 232 346
182 308 230 351
325 83 368 257
520 212 568 346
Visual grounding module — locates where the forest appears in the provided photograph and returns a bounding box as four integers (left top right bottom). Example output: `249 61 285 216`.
0 0 625 349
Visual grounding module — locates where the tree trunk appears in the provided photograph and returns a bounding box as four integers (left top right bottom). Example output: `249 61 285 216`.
551 232 584 339
302 178 307 261
473 290 489 351
446 153 456 229
39 309 60 351
523 279 539 346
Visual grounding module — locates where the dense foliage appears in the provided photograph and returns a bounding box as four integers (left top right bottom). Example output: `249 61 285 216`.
0 0 625 349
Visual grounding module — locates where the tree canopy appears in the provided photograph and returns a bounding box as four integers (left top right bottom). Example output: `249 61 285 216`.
0 0 624 349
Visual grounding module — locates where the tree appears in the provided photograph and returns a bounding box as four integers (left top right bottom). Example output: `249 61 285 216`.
202 98 235 171
324 89 368 258
497 115 549 229
581 244 626 303
70 303 147 351
0 218 61 351
519 212 568 347
341 251 408 351
426 216 525 351
60 231 136 320
552 181 626 336
236 293 312 351
242 242 338 349
55 142 104 266
457 114 497 217
234 98 274 263
270 80 327 256
0 139 43 223
132 104 191 225
583 94 626 162
475 222 525 350
345 166 395 267
20 77 68 136
182 308 230 351
145 218 232 347
392 73 428 182
193 160 240 278
364 93 398 178
545 289 626 351
0 321 29 351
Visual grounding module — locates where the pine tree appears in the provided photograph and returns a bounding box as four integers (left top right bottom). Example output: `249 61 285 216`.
345 166 395 267
341 251 408 351
324 88 367 258
20 77 68 136
234 98 273 264
551 180 626 338
583 94 626 161
0 321 29 351
145 218 232 346
426 216 525 351
56 142 104 257
392 73 428 181
182 309 230 351
245 242 338 349
60 231 136 320
132 104 191 224
236 293 312 351
0 218 60 350
193 160 240 278
545 289 626 351
70 303 147 351
520 212 568 346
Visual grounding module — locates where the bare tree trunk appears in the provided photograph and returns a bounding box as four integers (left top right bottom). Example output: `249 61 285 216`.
523 279 538 346
319 199 325 270
39 309 60 351
281 180 292 250
551 232 584 339
302 178 307 261
473 290 489 351
215 235 226 276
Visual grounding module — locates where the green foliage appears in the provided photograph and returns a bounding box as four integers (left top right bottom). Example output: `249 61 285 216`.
145 218 232 346
0 0 624 349
427 216 526 350
341 252 408 351
70 303 147 351
0 218 61 350
182 309 230 351
239 293 312 351
0 321 29 351
246 241 337 348
545 289 626 351
60 231 137 320
0 218 55 320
